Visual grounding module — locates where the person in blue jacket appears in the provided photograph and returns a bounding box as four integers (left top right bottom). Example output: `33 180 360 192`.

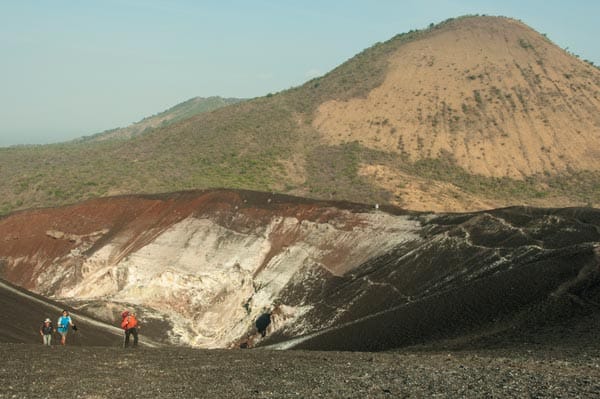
57 310 75 345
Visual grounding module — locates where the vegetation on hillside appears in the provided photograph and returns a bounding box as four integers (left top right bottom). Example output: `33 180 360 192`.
82 96 243 142
0 15 598 216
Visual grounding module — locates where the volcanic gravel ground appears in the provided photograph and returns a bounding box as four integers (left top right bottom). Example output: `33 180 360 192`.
1 344 599 398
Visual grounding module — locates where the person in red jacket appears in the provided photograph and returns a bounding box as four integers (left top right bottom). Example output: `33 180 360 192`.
120 310 140 348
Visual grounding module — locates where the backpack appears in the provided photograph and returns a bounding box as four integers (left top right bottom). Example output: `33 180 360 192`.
121 314 138 330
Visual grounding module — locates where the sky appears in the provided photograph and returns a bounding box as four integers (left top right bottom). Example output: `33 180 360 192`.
1 0 599 147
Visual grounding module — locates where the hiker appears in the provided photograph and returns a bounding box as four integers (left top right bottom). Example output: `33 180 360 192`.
120 310 140 348
255 312 271 337
56 310 75 345
40 318 54 346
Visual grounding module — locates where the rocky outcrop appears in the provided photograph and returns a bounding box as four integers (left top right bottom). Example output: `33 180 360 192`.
0 190 419 347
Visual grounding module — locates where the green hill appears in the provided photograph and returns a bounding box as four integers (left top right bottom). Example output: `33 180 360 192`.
1 16 599 215
82 96 243 142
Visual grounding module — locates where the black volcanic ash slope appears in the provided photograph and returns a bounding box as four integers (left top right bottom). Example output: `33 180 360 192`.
0 279 123 346
266 207 600 351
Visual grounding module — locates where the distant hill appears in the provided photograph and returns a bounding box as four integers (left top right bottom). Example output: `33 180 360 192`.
0 15 598 215
83 96 243 141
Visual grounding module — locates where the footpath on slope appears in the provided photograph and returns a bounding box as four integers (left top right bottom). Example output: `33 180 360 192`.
0 279 161 347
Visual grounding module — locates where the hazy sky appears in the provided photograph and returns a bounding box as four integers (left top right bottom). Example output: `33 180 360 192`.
1 0 599 147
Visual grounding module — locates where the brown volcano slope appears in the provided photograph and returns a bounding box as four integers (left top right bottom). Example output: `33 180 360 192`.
0 16 598 215
314 16 600 179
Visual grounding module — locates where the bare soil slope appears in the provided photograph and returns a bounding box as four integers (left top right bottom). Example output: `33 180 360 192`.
314 16 600 179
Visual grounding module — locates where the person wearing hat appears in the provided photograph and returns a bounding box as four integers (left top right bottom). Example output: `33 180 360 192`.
40 318 54 346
